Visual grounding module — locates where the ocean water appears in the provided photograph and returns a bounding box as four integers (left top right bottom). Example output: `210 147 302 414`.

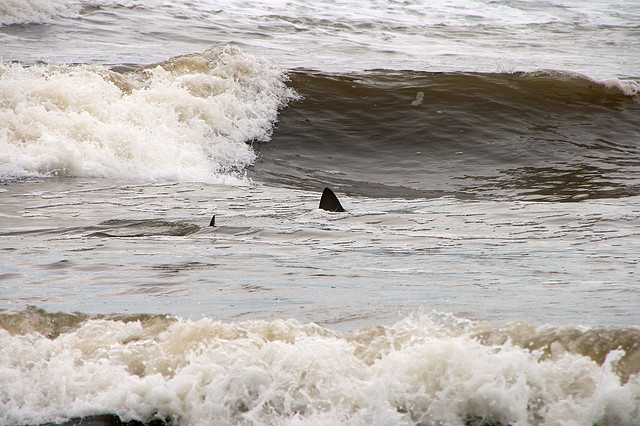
1 1 640 425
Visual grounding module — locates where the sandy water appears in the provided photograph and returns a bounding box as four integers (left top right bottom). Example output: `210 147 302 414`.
2 0 640 424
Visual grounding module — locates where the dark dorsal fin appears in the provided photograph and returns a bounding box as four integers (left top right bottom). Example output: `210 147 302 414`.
319 187 345 212
209 215 215 227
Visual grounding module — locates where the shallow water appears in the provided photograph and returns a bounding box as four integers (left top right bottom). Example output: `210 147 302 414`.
1 0 640 424
2 178 639 328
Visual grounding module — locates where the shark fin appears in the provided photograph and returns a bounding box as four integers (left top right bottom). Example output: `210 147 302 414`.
319 187 345 212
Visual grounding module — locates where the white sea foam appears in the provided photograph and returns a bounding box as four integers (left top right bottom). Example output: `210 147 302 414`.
0 0 79 26
0 314 638 425
602 77 640 99
0 47 296 183
0 0 164 27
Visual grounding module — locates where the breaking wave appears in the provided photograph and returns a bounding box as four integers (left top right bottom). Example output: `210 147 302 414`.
1 307 638 425
0 47 296 184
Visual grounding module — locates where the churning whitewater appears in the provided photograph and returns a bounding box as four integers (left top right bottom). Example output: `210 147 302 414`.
1 309 639 425
0 47 296 183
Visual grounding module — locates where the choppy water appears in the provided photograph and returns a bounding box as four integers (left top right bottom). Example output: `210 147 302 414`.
1 0 639 77
1 1 640 424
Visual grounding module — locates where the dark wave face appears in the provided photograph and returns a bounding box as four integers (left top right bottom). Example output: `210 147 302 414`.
250 70 640 201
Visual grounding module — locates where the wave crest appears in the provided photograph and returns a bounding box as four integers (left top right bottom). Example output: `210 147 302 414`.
0 47 297 183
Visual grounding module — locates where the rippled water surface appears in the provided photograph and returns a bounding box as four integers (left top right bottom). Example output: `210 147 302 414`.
2 178 639 328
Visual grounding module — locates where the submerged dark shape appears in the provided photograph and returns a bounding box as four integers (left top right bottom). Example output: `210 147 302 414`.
319 187 345 212
206 188 344 226
41 413 167 426
90 219 200 238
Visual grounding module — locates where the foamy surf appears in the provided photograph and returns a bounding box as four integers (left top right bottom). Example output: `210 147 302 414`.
0 47 297 184
0 0 79 27
1 308 638 425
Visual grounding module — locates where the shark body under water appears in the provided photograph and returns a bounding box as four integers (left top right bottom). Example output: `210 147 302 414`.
209 187 344 227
